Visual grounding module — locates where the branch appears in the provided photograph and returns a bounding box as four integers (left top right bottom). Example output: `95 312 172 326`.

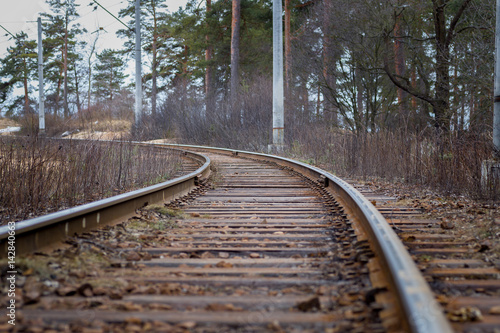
446 0 472 46
386 33 435 43
294 0 317 9
382 33 436 107
453 25 492 35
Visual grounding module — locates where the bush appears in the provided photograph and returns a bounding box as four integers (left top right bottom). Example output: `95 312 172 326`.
0 137 182 224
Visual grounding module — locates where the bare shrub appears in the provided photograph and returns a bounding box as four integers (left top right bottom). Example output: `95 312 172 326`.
286 128 496 199
152 75 272 150
149 70 496 200
0 137 182 224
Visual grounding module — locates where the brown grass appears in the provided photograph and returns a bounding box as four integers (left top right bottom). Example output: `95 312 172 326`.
0 137 182 225
0 118 20 130
283 129 498 200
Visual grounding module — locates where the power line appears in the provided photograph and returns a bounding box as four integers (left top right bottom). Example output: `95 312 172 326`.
91 0 132 32
0 24 17 39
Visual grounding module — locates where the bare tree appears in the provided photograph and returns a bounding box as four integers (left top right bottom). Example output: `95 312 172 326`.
383 0 473 134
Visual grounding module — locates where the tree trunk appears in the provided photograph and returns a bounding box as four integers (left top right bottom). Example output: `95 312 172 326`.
355 67 365 131
88 35 98 110
110 62 114 102
230 0 240 123
284 0 291 96
205 0 214 118
63 12 69 118
432 0 450 133
22 56 29 116
384 0 472 137
56 57 63 116
301 80 309 120
74 66 81 113
411 66 417 112
322 0 337 126
180 45 189 112
151 1 158 116
394 13 407 128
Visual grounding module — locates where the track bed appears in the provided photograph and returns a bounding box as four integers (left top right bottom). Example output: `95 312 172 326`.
6 153 386 332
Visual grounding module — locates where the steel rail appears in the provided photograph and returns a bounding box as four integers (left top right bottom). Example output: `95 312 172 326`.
155 143 453 333
0 140 452 332
0 147 210 257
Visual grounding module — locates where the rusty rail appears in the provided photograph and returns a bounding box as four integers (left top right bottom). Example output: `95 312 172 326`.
157 143 453 333
0 141 452 332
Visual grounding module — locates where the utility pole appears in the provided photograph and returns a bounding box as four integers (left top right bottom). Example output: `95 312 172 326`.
271 0 284 150
37 17 45 135
135 0 142 127
481 0 500 190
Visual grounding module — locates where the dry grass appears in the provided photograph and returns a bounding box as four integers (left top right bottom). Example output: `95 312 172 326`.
0 137 182 225
282 129 498 200
0 118 20 129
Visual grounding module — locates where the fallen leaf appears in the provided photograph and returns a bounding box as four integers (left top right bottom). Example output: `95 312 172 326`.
297 296 321 312
218 252 230 259
447 307 483 322
149 303 173 310
77 283 94 297
109 290 123 300
178 321 196 329
126 251 141 261
119 303 142 311
440 219 454 230
56 286 77 297
404 236 416 242
140 252 153 260
93 287 107 296
216 261 233 268
201 252 215 259
23 290 41 304
489 306 500 315
206 303 241 311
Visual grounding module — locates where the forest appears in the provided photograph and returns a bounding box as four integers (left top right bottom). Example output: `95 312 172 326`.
0 0 497 197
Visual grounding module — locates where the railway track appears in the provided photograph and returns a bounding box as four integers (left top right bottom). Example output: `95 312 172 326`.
349 181 500 333
0 144 460 332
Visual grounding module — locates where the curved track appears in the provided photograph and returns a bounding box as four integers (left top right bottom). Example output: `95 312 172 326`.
349 180 500 333
0 144 455 332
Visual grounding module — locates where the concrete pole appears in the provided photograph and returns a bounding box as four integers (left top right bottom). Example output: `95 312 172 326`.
272 0 284 147
135 0 142 127
37 17 45 135
482 0 500 189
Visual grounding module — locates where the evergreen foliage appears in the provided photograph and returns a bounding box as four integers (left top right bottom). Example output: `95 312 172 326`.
0 0 495 141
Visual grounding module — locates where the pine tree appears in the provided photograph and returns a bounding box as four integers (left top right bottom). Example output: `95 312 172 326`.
42 0 84 118
117 0 171 116
0 32 38 116
93 49 128 102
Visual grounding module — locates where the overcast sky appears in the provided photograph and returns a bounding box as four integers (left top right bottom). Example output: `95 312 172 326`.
0 0 188 58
